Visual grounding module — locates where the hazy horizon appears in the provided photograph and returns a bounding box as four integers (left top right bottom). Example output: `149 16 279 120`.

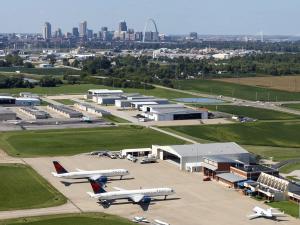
1 0 300 36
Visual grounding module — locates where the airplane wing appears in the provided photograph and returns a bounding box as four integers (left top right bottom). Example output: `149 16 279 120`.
113 187 126 191
129 194 145 203
76 168 85 172
89 175 102 180
272 213 285 217
247 213 261 219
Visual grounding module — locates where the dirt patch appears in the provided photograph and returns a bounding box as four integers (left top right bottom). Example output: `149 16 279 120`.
217 76 300 92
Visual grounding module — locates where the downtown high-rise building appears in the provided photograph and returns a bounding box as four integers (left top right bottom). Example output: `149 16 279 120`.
79 21 87 37
72 27 79 37
118 21 127 32
43 22 52 40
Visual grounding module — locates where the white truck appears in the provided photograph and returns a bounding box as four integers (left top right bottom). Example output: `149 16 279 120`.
140 155 157 164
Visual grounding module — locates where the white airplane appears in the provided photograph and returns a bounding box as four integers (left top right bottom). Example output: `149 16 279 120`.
51 161 129 180
154 219 170 225
247 206 285 220
87 179 175 207
132 216 149 223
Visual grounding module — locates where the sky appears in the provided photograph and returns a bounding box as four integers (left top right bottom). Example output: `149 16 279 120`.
0 0 300 35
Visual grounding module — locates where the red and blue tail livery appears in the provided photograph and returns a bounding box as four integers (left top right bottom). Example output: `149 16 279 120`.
89 178 107 194
53 161 68 174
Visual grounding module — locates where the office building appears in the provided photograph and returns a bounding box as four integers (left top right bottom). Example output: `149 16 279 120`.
119 21 127 32
43 22 52 40
79 21 87 37
72 27 79 37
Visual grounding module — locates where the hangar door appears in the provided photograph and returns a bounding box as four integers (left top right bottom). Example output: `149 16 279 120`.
158 149 181 166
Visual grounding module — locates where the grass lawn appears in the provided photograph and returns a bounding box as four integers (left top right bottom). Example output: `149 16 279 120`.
279 163 300 174
0 126 186 157
243 145 300 161
282 103 300 111
0 164 66 211
0 84 196 99
267 201 299 218
54 99 75 105
0 213 134 225
199 105 300 120
286 176 300 182
174 79 300 101
164 121 300 148
0 67 81 76
103 115 130 123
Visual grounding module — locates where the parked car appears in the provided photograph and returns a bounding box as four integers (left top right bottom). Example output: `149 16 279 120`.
127 154 137 163
203 176 211 181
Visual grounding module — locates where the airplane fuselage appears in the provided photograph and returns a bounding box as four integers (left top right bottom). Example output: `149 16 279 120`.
52 169 128 179
93 188 174 201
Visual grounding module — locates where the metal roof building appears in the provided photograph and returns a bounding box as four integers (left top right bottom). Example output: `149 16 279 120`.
152 142 253 170
0 107 16 121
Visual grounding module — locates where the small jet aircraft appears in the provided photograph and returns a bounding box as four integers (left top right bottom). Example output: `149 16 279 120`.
132 216 149 223
247 206 285 220
87 179 175 208
51 161 129 180
154 219 170 225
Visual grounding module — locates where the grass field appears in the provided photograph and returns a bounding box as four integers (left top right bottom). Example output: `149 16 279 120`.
282 103 300 111
0 164 66 211
267 201 299 218
279 163 300 174
54 99 75 105
0 213 134 225
103 115 130 123
199 105 300 120
0 84 196 99
164 121 300 148
174 79 300 101
218 75 300 92
0 126 185 157
0 67 81 76
243 145 300 161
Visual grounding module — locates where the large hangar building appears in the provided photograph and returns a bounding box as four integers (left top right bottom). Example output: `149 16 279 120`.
152 142 253 170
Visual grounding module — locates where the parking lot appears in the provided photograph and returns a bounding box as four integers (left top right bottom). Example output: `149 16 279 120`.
24 155 299 225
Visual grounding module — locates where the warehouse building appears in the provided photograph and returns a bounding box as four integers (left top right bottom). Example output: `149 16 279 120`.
19 107 50 119
152 142 252 170
0 96 40 106
141 104 208 121
74 103 108 116
95 96 122 105
0 107 17 121
47 105 83 118
15 98 40 106
141 104 185 113
0 96 16 105
86 89 124 99
115 98 169 108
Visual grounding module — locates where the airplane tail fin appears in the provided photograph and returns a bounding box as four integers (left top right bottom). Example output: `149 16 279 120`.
89 178 107 194
53 161 68 174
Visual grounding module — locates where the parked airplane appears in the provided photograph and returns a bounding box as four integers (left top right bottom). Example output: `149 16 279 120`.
154 219 170 225
247 206 285 220
87 179 175 207
132 216 149 223
51 161 129 180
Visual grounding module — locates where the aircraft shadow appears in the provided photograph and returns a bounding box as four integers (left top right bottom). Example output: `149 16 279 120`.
60 177 133 186
97 197 180 211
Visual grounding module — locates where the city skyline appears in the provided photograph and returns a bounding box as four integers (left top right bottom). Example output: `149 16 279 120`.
0 0 300 35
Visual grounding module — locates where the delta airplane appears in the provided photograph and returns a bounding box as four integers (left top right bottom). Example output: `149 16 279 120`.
154 219 170 225
247 206 285 220
87 179 175 207
132 216 149 223
51 161 129 180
